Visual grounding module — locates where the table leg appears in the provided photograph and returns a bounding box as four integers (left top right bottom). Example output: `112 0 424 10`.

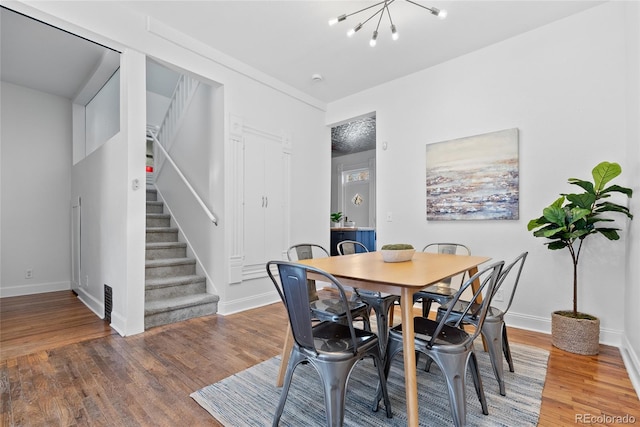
400 288 419 427
468 266 489 352
276 324 293 387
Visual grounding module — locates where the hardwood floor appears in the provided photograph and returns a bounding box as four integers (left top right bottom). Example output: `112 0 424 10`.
1 291 638 426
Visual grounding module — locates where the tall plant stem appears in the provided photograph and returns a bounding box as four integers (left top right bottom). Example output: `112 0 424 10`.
567 239 583 317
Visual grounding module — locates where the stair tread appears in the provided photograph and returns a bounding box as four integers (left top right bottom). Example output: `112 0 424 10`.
146 201 163 205
146 213 170 218
146 227 178 232
146 242 187 249
145 293 219 314
146 274 205 287
145 257 195 267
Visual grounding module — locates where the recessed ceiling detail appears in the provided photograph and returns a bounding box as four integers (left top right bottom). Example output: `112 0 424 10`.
331 115 376 157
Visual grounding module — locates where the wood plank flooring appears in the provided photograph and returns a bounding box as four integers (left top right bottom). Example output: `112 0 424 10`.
1 291 638 426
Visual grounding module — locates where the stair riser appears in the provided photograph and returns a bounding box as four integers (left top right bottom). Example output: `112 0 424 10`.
146 281 206 301
146 190 157 202
146 217 171 227
146 263 196 279
146 203 164 214
146 230 178 243
146 246 187 260
144 302 218 329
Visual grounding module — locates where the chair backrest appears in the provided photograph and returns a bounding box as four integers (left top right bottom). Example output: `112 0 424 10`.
337 240 369 256
267 261 359 355
422 243 471 256
287 244 330 261
492 252 528 314
422 243 471 286
430 260 504 348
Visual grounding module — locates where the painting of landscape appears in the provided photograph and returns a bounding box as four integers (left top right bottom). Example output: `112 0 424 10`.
426 128 519 220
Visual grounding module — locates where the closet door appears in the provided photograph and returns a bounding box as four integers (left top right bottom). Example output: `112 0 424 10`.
243 134 284 269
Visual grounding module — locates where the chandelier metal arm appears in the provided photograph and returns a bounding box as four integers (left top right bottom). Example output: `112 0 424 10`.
404 0 441 16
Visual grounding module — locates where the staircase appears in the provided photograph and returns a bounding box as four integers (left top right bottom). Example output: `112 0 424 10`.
145 187 219 329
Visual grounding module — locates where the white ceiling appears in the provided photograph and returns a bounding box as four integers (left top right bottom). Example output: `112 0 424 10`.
120 0 605 103
1 1 605 104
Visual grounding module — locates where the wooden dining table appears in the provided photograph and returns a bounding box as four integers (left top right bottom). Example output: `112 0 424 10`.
276 250 491 427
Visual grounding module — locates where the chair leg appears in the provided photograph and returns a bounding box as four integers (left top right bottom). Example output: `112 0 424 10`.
482 319 506 396
316 359 354 427
503 325 514 372
273 351 306 426
374 338 402 412
372 354 393 418
421 299 433 318
468 351 489 415
431 352 471 427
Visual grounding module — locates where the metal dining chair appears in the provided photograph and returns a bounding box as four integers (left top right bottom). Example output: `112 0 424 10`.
287 244 370 330
375 260 504 427
413 243 472 317
336 240 400 357
267 261 392 426
436 252 528 396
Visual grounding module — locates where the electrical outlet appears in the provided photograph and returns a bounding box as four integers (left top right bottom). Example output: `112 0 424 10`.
493 289 504 302
25 268 33 279
84 275 89 287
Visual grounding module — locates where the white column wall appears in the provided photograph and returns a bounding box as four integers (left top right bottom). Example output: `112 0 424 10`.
0 82 72 296
327 2 631 346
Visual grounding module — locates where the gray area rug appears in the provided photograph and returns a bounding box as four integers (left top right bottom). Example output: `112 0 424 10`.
191 342 549 426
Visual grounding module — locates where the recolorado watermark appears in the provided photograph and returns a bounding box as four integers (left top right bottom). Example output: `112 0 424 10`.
575 413 636 424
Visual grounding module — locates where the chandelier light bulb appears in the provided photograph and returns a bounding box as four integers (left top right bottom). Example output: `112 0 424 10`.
391 24 399 41
370 30 378 47
329 14 347 26
437 9 447 19
347 23 363 37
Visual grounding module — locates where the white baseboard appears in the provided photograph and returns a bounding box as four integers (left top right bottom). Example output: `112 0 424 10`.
109 310 127 337
620 335 640 399
0 281 70 297
505 311 624 347
76 287 104 318
217 290 281 315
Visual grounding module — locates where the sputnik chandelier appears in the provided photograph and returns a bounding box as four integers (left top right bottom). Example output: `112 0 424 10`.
329 0 447 46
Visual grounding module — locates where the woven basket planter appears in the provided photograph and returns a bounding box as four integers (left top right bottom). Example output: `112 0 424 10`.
551 311 600 355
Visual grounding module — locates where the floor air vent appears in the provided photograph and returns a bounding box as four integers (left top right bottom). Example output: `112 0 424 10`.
104 284 113 322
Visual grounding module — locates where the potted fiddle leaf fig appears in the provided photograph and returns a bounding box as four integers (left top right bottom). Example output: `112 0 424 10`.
527 161 633 355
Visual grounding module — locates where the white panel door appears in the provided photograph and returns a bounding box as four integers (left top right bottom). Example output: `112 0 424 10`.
243 134 284 269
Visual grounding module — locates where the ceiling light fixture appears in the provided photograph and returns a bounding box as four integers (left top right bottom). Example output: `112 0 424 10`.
329 0 447 46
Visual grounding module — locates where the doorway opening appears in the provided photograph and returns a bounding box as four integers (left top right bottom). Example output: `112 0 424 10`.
330 113 376 249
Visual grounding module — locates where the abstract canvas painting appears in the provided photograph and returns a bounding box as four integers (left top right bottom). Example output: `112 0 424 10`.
426 128 519 220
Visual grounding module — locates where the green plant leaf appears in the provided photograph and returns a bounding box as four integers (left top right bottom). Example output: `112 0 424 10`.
567 178 594 194
566 193 596 209
542 205 567 226
592 161 621 192
602 184 633 198
568 207 591 224
527 216 549 231
595 202 633 218
547 241 568 250
598 228 621 240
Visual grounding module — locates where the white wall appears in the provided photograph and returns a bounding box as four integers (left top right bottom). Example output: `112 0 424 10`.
327 2 632 346
622 0 640 397
0 82 72 296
